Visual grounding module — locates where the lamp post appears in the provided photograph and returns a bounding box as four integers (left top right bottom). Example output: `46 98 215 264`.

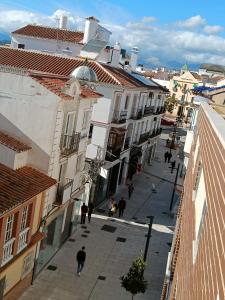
143 216 154 262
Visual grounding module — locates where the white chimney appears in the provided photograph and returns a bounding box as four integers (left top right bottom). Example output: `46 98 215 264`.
83 16 99 44
110 42 121 67
130 47 139 70
59 15 68 29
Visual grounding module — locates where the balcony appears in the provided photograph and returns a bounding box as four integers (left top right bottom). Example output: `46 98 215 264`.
105 149 121 162
124 137 131 150
1 238 15 266
112 110 127 124
61 132 80 156
138 132 150 144
149 128 162 138
144 106 154 116
56 179 73 205
17 227 29 254
154 106 166 115
130 108 143 120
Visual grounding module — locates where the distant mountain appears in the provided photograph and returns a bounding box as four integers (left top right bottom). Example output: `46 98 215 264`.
0 31 10 44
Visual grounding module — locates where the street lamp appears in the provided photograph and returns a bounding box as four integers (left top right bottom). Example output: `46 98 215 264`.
143 216 154 262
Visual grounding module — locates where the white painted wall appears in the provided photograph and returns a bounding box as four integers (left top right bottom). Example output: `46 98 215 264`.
14 151 29 169
0 144 16 169
0 72 59 173
11 34 82 57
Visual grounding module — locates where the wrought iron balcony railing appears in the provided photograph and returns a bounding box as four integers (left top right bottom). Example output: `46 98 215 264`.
130 108 143 120
61 132 80 155
112 110 128 124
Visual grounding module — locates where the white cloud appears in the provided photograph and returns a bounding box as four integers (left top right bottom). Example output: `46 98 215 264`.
0 9 84 32
141 16 157 23
177 15 206 28
203 25 224 34
0 9 225 67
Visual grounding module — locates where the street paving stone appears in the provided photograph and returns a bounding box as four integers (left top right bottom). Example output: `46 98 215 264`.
20 136 183 300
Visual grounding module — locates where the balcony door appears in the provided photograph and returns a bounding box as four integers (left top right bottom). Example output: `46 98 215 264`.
65 112 75 136
131 95 137 115
113 94 121 120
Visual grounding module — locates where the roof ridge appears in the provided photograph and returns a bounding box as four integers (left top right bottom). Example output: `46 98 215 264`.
97 62 121 85
12 24 83 34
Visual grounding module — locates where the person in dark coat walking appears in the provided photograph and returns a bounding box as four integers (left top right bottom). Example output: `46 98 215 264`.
167 152 172 163
128 182 134 199
81 203 88 224
76 246 86 276
164 151 169 162
88 202 94 223
118 197 126 217
171 160 176 173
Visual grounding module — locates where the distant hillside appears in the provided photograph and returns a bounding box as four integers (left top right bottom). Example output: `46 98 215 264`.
0 32 10 44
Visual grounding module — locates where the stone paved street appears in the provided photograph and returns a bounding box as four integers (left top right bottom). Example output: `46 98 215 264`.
20 133 183 300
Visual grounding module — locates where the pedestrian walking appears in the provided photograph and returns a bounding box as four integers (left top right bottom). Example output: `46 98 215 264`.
111 202 117 216
168 152 172 163
88 202 94 223
128 182 134 199
76 246 86 276
80 203 88 224
108 197 114 216
171 160 176 173
118 197 126 217
164 151 169 163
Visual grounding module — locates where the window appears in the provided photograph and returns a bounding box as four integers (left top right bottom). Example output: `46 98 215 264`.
193 137 200 168
145 120 149 131
5 214 14 242
20 206 28 232
82 111 89 130
158 94 161 100
65 112 75 135
193 169 207 263
18 43 25 49
149 92 154 99
76 154 83 172
194 161 202 191
125 95 130 110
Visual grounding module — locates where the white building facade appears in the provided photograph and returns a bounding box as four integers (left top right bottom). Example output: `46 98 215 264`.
0 57 101 273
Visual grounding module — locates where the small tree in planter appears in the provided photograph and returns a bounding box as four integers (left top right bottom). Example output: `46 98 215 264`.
120 255 148 300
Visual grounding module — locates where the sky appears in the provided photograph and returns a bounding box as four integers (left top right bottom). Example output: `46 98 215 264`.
1 0 225 68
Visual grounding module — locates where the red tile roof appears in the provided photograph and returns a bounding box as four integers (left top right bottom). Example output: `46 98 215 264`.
12 24 84 43
80 86 103 98
0 47 164 89
190 72 202 81
31 74 103 99
0 131 31 153
31 76 73 100
0 163 57 214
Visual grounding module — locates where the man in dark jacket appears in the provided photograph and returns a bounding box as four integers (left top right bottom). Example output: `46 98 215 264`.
88 202 94 223
118 197 126 217
81 203 88 224
76 246 86 276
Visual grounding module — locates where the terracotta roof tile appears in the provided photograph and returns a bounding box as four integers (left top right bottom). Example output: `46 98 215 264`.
80 86 103 98
31 74 103 99
0 131 31 153
190 72 202 81
0 163 57 214
31 76 73 100
12 24 84 43
0 47 161 89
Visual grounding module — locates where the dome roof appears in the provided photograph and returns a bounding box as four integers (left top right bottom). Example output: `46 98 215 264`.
71 66 98 82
